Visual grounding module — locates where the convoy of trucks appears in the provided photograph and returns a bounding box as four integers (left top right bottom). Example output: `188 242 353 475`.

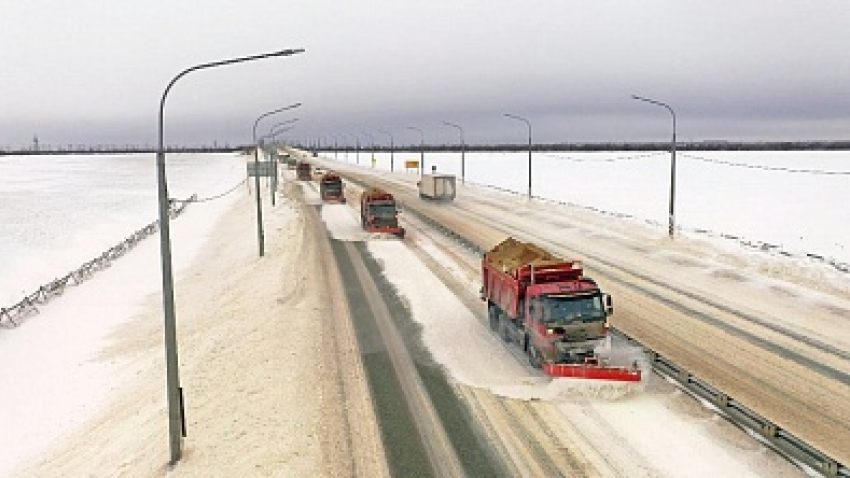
319 172 346 203
481 237 641 382
290 150 637 382
359 187 405 238
417 174 457 201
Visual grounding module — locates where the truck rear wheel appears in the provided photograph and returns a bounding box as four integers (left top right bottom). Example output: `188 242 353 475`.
498 314 512 343
488 304 499 333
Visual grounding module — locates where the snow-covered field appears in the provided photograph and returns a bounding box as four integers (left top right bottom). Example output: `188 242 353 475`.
328 149 850 266
0 153 245 475
0 153 244 305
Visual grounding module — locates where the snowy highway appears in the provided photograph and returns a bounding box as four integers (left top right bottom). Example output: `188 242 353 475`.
302 149 849 476
2 151 845 476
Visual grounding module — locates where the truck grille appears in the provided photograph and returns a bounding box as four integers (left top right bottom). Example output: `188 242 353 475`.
373 218 398 228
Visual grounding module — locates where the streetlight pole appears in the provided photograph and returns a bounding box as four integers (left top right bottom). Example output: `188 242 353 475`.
266 125 296 141
632 94 677 238
157 47 304 466
355 134 361 164
361 131 374 167
504 113 532 197
330 134 339 160
441 121 465 183
268 118 300 138
266 118 299 206
378 129 394 172
341 133 351 162
264 124 297 204
406 126 424 175
260 125 296 148
253 103 301 251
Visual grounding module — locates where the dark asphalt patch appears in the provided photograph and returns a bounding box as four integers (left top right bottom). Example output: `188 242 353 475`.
355 242 504 478
329 239 432 477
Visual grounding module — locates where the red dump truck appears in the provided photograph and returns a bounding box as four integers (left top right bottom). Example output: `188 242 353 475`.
481 237 640 382
319 172 346 203
296 161 311 181
360 187 405 238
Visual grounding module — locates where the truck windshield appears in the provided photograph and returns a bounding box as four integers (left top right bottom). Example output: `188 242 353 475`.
541 295 605 325
324 183 341 192
369 204 396 217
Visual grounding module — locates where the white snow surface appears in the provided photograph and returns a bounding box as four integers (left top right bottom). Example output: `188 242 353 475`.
0 169 239 476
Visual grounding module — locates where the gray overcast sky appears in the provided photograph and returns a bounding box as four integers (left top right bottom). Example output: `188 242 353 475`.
2 0 849 148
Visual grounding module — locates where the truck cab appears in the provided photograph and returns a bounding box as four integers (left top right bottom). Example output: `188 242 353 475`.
362 200 399 229
525 287 612 367
319 173 346 203
360 188 405 238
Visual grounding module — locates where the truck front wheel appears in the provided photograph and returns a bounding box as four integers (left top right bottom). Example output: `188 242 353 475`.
528 345 543 369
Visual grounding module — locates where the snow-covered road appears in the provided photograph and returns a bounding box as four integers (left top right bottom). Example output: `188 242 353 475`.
312 172 807 477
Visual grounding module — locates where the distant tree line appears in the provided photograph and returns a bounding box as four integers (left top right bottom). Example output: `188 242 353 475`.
4 140 850 156
298 140 850 152
0 145 244 156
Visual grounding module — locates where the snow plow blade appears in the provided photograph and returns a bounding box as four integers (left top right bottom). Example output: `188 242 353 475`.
364 226 405 239
543 363 642 382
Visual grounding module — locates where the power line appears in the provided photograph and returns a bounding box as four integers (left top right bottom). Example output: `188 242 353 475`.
540 151 666 163
680 153 850 175
172 178 248 204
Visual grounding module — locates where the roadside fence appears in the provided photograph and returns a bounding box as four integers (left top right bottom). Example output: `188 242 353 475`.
0 194 196 328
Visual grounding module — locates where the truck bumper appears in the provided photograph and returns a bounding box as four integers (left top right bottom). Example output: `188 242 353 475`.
364 226 405 238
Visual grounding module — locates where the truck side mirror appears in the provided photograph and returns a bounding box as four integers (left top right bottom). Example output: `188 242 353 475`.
604 294 614 315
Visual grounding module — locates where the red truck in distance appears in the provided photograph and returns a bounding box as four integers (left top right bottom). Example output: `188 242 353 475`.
359 187 405 238
481 237 641 382
296 161 311 181
319 172 346 203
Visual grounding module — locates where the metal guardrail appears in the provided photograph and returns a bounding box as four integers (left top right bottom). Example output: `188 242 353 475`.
0 195 196 327
642 347 846 477
340 174 847 477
